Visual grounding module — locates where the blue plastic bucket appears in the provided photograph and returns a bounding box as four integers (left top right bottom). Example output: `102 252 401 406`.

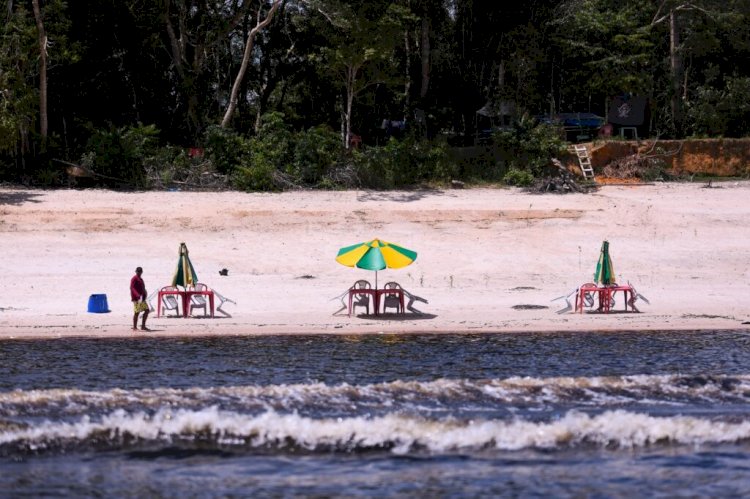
87 294 110 313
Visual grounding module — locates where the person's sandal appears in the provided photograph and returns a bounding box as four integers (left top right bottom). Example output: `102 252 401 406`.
141 326 152 331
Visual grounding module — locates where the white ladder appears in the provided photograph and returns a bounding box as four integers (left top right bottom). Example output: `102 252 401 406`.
570 145 595 180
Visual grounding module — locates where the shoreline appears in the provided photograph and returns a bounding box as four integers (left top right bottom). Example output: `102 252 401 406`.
1 183 749 339
3 326 750 341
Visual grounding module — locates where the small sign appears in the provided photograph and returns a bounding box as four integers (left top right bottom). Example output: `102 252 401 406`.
607 96 646 125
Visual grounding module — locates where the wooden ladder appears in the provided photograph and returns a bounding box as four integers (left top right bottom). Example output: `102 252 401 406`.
570 145 595 180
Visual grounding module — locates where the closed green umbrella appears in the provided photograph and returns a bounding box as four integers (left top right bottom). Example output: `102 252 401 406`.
336 238 417 288
594 240 616 286
172 242 199 290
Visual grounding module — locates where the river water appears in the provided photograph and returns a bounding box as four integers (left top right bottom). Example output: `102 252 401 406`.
2 330 750 497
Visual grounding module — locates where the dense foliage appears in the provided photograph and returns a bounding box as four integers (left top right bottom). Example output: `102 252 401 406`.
1 0 749 189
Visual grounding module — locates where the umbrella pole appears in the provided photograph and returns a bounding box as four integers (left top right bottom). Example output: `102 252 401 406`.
375 270 378 290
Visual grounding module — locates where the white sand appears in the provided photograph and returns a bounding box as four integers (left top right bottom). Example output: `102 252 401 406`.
1 182 749 339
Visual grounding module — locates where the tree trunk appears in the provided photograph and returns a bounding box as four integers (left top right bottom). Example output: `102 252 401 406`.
420 16 430 99
220 0 282 128
252 50 284 133
404 29 411 109
253 81 270 133
31 0 48 143
164 1 199 132
344 67 355 149
669 9 682 136
339 93 346 148
162 1 251 134
254 95 264 134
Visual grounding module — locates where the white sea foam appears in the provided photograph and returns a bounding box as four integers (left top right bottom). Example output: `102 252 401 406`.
3 408 750 453
2 374 748 415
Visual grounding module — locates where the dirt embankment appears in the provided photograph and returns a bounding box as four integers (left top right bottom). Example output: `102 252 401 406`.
568 138 750 178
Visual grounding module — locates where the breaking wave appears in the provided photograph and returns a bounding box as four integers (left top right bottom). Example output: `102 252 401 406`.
3 407 750 455
1 374 749 417
3 374 750 456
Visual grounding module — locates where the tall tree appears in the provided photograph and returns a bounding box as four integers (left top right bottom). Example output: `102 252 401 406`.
243 2 312 132
312 0 409 147
396 0 444 110
1 0 73 160
149 0 252 133
220 0 282 128
31 0 48 143
553 0 750 137
552 0 658 118
649 0 746 135
445 1 559 141
0 3 36 156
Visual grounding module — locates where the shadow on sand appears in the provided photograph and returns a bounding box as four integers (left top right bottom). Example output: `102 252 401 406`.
356 189 451 203
159 314 234 319
582 310 641 315
0 190 44 206
353 313 437 321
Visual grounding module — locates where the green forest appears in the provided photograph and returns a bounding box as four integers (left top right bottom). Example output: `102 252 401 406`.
2 0 749 190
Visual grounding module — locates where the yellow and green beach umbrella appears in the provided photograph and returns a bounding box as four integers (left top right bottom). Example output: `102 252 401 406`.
594 240 616 286
172 242 198 289
336 238 417 288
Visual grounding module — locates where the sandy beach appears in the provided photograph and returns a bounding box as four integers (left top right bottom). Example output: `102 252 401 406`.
0 182 748 339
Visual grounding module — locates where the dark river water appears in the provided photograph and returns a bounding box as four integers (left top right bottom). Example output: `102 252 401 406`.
2 330 750 497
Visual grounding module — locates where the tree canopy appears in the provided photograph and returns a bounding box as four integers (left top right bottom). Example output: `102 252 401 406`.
1 0 749 185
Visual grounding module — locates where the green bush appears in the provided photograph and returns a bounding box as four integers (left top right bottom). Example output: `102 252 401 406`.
142 145 194 188
492 115 568 179
83 123 159 188
204 125 247 174
34 167 62 187
448 146 505 182
292 125 341 185
250 112 293 169
206 114 343 191
352 137 454 188
502 168 535 186
406 138 456 183
228 112 293 191
687 76 750 137
350 143 394 189
432 141 458 181
200 115 458 191
232 159 277 191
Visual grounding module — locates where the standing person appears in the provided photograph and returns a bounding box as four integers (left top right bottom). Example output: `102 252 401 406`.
130 267 150 331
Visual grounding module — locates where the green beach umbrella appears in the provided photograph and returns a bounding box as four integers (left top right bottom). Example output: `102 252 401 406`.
336 238 417 288
172 242 199 289
593 240 616 286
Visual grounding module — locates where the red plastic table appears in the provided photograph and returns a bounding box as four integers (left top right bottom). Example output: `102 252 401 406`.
348 288 378 317
185 290 215 318
377 288 405 314
157 289 186 318
157 289 215 317
575 284 635 314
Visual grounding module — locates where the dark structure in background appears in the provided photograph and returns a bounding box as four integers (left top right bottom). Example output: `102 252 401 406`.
607 95 648 139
